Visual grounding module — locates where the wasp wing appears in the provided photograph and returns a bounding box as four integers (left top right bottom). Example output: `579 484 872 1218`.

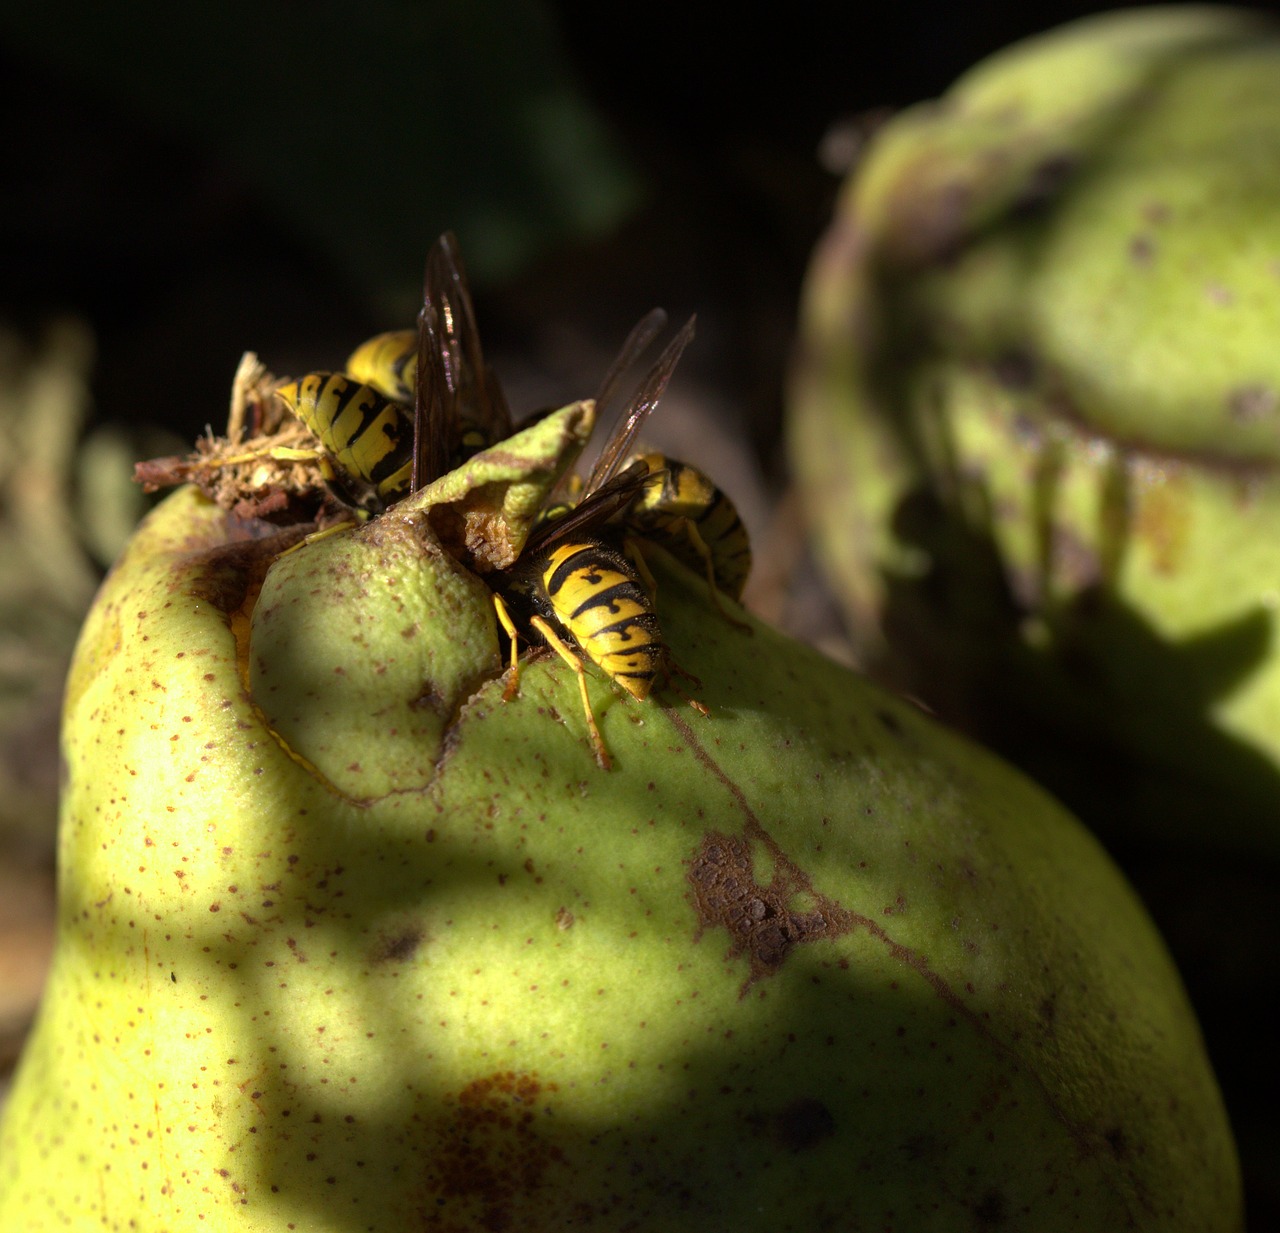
413 263 450 492
413 232 514 491
522 460 653 557
430 234 513 444
582 314 695 500
592 308 667 427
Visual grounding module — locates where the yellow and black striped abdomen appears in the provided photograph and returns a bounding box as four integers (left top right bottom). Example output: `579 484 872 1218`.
540 540 664 700
276 372 414 502
346 328 496 470
627 452 752 600
346 330 417 403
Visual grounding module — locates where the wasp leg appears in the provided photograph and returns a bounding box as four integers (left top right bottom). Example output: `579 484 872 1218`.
613 536 707 715
529 614 613 771
617 538 709 718
676 518 753 633
278 518 361 559
661 658 711 718
622 535 659 600
492 594 523 702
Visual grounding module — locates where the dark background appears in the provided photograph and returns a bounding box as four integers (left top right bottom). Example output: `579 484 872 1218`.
10 0 1225 692
5 0 1233 455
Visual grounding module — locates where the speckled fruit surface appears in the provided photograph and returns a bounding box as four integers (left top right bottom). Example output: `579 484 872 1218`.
790 6 1280 857
0 407 1240 1230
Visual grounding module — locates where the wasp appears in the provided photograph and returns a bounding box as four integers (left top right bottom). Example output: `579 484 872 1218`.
490 313 757 769
344 329 417 403
272 372 415 511
275 232 512 509
539 311 752 611
284 233 751 769
620 450 753 607
346 333 502 476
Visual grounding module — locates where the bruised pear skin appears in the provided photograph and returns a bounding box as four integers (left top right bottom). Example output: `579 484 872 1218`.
0 409 1240 1230
789 6 1280 857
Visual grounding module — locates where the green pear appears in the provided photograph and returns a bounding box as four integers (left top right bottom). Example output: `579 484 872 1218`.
789 5 1280 857
0 401 1240 1229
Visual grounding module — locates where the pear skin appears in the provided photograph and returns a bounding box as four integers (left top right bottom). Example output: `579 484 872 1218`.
0 404 1240 1230
790 5 1280 855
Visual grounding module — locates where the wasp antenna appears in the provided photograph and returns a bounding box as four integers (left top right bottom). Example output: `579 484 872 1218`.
584 314 696 497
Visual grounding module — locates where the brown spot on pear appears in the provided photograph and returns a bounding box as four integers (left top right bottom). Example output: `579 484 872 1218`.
0 406 1237 1230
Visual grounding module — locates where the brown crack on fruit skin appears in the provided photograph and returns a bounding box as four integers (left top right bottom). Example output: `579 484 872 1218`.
688 831 853 994
669 711 1144 1179
672 708 856 994
184 524 314 616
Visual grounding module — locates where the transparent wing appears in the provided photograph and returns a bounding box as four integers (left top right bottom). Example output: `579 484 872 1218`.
592 308 667 427
582 315 695 499
412 231 512 490
523 460 652 557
